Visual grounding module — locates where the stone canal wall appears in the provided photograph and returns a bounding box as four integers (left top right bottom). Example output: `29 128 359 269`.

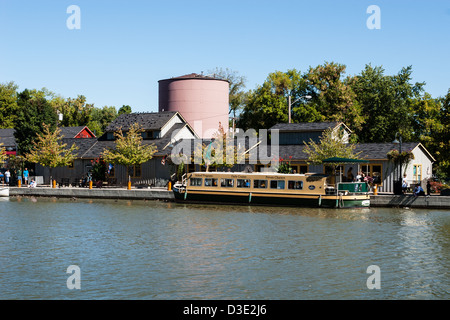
9 187 174 201
7 187 450 209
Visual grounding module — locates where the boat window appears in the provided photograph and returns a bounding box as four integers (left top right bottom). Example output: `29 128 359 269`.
288 180 303 190
237 179 251 188
253 180 267 189
220 178 234 187
270 180 285 189
189 178 202 186
204 178 218 187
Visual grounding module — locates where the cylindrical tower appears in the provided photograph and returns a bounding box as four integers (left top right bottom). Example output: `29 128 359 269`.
158 73 229 139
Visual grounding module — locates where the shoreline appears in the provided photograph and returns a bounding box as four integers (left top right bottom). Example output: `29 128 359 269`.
4 186 450 209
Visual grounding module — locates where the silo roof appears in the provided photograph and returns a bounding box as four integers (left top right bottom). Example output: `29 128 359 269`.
158 73 229 83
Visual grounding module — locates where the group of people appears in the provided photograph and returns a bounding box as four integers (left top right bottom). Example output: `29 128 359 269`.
347 167 374 184
0 167 36 187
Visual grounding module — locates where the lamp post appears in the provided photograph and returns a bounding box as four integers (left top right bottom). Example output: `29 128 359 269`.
393 133 403 194
288 95 312 123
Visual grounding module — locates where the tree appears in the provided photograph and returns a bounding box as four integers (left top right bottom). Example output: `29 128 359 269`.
307 62 364 131
303 127 362 165
26 124 79 184
0 143 7 164
0 81 19 129
101 123 157 186
88 105 118 137
238 69 312 130
57 95 94 127
350 64 425 143
192 123 246 172
118 105 132 115
208 68 247 119
14 89 58 155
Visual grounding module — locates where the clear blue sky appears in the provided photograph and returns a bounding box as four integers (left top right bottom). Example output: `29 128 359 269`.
1 0 449 113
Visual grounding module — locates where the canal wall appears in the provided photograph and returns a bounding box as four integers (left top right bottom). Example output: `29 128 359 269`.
9 187 174 201
7 187 450 209
371 194 450 209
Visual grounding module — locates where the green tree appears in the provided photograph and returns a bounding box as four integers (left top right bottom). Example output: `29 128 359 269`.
0 81 19 128
14 89 58 155
101 123 157 186
307 62 364 131
350 64 425 143
303 127 362 165
88 105 118 137
208 68 247 119
26 124 79 184
58 95 94 127
0 143 7 164
118 105 132 115
238 69 313 130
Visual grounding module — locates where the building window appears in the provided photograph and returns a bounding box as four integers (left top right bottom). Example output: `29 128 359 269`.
291 164 308 174
361 164 383 185
106 132 114 140
68 161 74 169
128 165 142 178
413 164 422 182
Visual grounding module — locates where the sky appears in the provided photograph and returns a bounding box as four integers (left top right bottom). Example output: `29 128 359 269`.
0 0 449 114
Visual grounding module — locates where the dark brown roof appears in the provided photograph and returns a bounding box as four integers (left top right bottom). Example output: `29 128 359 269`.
270 122 342 132
105 111 178 132
0 129 16 147
254 142 428 161
158 73 229 83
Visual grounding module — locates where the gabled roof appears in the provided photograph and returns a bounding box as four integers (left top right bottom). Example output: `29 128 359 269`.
253 142 434 162
59 126 96 138
270 122 351 132
0 128 16 147
105 111 178 132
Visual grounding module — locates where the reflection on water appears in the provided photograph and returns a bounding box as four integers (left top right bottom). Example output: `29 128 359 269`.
0 197 448 299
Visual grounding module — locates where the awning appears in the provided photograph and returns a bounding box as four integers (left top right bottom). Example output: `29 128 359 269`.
322 157 369 164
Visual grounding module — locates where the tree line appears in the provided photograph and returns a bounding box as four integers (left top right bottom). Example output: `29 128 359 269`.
0 83 132 155
215 63 449 179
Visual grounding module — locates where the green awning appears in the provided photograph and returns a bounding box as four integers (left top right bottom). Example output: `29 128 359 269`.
322 157 369 164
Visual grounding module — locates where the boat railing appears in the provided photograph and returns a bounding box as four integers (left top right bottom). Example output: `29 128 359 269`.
336 182 369 195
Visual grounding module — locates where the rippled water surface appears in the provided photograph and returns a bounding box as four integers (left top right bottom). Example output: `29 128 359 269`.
0 197 449 299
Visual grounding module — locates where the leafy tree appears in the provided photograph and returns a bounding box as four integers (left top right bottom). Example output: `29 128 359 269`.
118 105 132 115
0 143 7 164
0 81 19 129
88 105 118 137
303 127 362 165
238 69 312 130
307 62 364 131
26 124 79 184
58 95 94 127
208 68 247 118
101 123 157 185
350 64 425 142
14 89 58 155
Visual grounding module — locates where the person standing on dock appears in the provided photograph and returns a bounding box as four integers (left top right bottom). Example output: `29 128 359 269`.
5 169 10 185
23 168 29 185
17 168 22 185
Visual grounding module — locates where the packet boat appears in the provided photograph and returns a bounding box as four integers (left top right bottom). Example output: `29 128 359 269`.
173 172 370 208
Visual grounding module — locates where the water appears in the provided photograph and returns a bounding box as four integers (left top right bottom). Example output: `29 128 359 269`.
0 197 449 300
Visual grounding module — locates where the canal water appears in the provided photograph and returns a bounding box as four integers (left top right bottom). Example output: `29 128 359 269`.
0 197 448 300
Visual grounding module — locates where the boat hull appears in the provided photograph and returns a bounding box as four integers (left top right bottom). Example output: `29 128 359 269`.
173 188 370 208
0 187 10 197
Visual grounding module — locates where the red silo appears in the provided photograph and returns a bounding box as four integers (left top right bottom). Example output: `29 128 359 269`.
158 73 229 139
